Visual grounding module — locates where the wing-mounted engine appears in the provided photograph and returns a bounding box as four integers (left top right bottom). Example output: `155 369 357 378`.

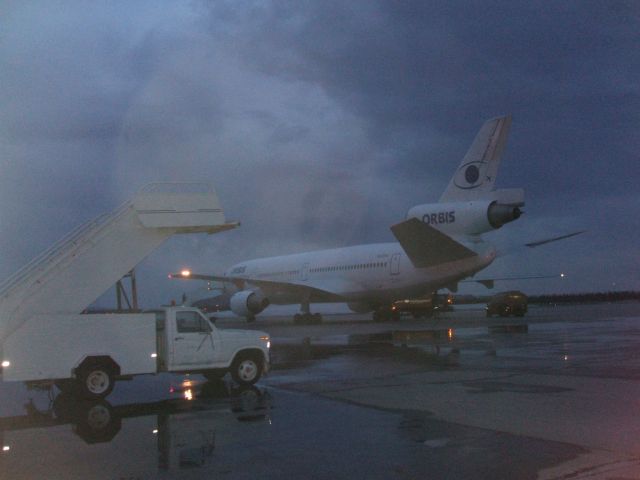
229 290 270 317
407 188 524 236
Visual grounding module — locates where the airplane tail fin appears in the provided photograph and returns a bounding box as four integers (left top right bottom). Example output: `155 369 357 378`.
439 115 512 203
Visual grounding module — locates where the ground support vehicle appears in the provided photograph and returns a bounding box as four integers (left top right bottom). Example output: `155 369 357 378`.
486 290 528 317
1 306 270 399
379 293 454 321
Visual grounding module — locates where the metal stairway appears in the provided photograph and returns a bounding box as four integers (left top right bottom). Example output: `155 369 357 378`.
0 183 236 344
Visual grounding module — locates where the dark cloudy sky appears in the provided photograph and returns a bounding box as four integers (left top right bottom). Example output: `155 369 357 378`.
1 1 638 307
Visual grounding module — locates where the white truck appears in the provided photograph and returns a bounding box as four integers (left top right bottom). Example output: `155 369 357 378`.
1 306 270 399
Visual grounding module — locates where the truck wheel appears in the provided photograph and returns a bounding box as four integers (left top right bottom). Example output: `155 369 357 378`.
78 365 115 399
230 353 263 385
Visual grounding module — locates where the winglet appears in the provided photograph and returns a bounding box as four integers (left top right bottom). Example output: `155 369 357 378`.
390 218 477 268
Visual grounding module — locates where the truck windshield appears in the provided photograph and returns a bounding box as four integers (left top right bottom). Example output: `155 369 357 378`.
176 311 211 333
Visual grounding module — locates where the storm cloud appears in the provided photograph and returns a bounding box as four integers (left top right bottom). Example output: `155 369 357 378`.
1 1 638 306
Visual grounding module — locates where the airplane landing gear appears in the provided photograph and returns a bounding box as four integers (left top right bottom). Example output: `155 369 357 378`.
293 301 322 324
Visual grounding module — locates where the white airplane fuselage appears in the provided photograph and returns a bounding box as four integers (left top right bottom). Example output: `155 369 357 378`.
224 240 497 306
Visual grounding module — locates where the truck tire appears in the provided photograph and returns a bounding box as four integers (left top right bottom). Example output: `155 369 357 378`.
77 365 115 399
230 353 263 385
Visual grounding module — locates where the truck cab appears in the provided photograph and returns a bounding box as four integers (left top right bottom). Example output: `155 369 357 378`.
156 307 271 384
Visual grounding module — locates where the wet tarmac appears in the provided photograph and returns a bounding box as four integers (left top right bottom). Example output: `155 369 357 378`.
1 302 640 479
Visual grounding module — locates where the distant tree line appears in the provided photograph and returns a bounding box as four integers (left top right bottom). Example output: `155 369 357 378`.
453 291 640 305
528 291 640 304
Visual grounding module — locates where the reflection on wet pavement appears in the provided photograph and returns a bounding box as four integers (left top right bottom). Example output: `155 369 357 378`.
0 380 272 477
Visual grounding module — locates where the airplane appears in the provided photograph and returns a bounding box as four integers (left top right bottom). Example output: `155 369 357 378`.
171 115 577 323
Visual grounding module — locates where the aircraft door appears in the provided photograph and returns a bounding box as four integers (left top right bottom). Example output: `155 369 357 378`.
300 263 309 281
390 254 401 275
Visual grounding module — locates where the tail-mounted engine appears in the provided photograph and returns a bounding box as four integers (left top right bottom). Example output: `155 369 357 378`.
407 189 524 236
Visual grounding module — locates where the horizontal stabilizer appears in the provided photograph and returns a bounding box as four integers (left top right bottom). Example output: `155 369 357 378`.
390 218 477 268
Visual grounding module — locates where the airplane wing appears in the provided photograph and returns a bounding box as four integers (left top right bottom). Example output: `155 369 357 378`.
244 278 347 303
495 230 586 257
169 270 348 302
463 274 565 289
524 230 586 248
390 218 477 268
469 231 585 288
169 271 229 282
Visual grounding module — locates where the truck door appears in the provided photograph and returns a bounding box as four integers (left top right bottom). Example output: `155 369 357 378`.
170 311 217 369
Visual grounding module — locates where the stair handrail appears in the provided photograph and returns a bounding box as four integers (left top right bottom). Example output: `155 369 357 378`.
0 200 133 299
0 183 217 300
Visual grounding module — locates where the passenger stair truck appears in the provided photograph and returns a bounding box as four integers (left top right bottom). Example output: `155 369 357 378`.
0 183 271 399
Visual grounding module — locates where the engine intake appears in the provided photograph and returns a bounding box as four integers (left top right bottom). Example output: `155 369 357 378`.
229 290 270 317
487 202 521 228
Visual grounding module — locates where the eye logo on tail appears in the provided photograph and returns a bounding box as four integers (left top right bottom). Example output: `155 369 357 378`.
465 165 479 184
440 115 511 202
453 161 486 190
